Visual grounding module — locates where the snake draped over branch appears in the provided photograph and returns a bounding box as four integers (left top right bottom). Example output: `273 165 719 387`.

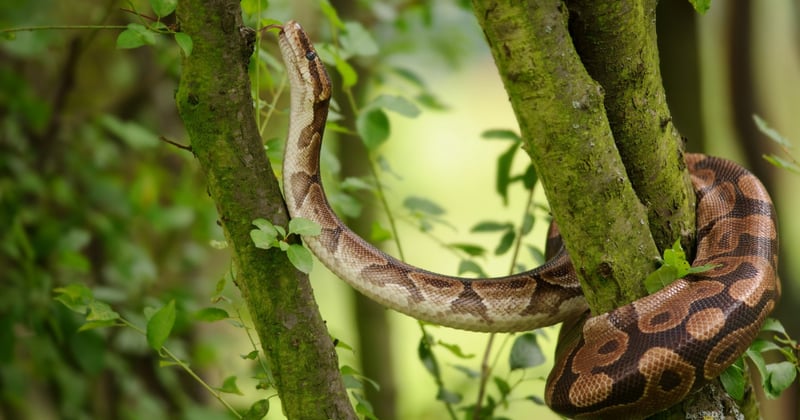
275 20 780 419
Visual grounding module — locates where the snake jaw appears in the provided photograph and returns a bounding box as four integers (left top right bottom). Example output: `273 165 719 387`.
278 20 332 105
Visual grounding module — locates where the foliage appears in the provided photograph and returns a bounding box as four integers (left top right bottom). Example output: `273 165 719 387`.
644 238 718 294
0 1 233 418
722 318 799 401
250 217 320 273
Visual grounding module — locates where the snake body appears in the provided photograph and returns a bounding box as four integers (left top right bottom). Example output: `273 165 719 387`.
277 21 780 418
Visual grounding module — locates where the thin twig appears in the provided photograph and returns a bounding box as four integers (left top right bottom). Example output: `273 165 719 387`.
159 135 193 152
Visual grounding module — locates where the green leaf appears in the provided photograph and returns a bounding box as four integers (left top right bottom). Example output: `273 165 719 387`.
149 0 177 17
354 393 378 420
341 21 379 57
415 91 448 110
193 307 229 322
494 377 511 398
645 265 679 294
436 388 462 404
116 24 156 49
521 164 538 189
369 221 392 242
242 399 270 420
761 318 787 335
78 320 119 332
369 95 420 118
240 0 268 15
521 211 535 235
334 54 357 87
417 335 438 376
482 129 521 142
357 108 389 151
286 244 313 273
403 196 445 216
174 32 193 56
146 300 176 351
526 395 546 405
251 218 278 249
98 114 159 148
645 239 718 293
319 0 345 29
340 365 380 391
720 360 745 400
334 338 354 351
688 0 711 14
340 177 374 192
763 154 800 174
86 300 120 323
449 243 486 257
242 350 259 360
765 361 796 398
436 340 475 359
471 221 513 232
217 375 244 395
495 230 515 255
496 143 518 205
288 217 321 236
250 229 276 249
509 333 545 370
457 260 486 277
54 283 94 313
452 364 480 378
746 347 770 389
754 114 793 149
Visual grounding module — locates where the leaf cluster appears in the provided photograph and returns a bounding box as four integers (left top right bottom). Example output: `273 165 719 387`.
116 0 192 55
644 238 718 294
250 217 320 273
722 319 799 401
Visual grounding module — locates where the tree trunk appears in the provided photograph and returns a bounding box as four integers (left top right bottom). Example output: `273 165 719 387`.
472 0 752 417
174 1 355 418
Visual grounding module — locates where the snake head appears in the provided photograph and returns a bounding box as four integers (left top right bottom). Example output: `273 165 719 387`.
278 20 332 105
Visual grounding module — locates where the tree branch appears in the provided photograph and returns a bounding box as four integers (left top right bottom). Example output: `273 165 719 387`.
472 0 659 314
566 0 696 254
174 1 355 418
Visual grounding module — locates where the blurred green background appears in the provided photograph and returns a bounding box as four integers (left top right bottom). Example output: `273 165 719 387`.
1 0 798 419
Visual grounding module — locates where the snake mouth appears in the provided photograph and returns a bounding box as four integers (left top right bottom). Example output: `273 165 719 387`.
275 20 332 104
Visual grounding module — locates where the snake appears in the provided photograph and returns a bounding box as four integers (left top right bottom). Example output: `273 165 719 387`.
276 20 780 418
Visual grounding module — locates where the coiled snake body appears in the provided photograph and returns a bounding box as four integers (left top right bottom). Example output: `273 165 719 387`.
277 21 780 418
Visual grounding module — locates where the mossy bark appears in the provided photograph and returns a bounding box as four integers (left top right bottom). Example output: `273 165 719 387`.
472 0 659 314
174 1 355 418
472 0 747 418
566 0 696 254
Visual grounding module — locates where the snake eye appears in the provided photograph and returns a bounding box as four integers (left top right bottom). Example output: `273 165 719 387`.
305 51 317 61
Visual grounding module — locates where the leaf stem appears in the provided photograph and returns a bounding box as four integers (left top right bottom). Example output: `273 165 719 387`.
118 318 243 418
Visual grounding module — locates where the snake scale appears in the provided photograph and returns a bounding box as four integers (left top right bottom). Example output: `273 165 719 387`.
276 20 780 418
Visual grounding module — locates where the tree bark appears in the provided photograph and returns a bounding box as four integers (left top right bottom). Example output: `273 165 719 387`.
174 1 355 418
